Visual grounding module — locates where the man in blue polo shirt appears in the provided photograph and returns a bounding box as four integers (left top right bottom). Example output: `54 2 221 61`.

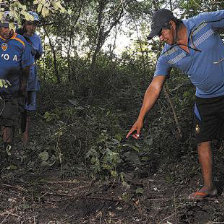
0 11 32 160
127 9 224 200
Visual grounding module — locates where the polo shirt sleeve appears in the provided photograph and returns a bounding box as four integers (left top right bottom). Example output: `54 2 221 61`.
195 10 224 29
38 36 43 56
154 54 171 77
21 41 34 68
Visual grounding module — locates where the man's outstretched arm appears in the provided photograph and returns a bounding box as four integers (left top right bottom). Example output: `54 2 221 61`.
126 75 166 139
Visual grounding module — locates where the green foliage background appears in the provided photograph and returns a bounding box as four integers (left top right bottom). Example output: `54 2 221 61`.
5 0 224 180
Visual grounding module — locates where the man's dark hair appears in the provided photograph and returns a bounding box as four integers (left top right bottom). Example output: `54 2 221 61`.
162 17 183 30
172 17 183 29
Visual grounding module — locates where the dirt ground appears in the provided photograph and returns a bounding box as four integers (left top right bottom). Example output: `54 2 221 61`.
1 116 224 224
1 168 224 224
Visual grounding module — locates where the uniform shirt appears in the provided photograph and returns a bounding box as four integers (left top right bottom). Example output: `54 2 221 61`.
0 32 33 94
28 33 43 56
154 10 224 98
24 33 43 91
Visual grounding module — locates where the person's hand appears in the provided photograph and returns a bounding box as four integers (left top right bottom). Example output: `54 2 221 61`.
0 79 11 88
31 48 37 56
126 119 143 139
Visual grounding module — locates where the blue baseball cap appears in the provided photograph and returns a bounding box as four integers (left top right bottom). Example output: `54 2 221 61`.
0 11 16 28
0 22 9 28
28 11 39 22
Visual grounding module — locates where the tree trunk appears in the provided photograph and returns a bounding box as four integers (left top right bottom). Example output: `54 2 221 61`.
67 3 83 82
43 24 60 83
90 0 124 70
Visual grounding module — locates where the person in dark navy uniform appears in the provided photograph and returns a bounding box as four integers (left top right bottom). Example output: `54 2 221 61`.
0 11 32 157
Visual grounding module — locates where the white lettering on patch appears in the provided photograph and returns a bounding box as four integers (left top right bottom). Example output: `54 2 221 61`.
13 55 18 61
1 54 10 60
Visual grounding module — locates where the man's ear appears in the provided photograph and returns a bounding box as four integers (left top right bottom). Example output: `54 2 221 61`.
169 20 176 30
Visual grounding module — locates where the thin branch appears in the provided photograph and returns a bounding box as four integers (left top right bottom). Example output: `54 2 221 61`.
163 84 182 139
0 214 9 224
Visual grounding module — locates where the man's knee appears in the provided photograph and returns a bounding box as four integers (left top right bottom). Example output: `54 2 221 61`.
198 141 211 148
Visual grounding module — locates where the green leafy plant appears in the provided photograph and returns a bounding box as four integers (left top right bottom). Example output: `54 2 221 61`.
86 130 122 178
